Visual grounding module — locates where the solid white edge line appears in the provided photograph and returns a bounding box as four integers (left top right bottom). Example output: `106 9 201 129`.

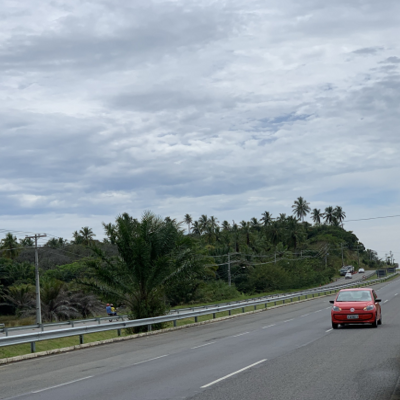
326 329 333 332
201 359 267 388
32 376 93 393
133 354 168 365
191 342 216 349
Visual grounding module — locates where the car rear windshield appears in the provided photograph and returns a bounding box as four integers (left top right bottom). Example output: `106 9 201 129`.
336 291 372 302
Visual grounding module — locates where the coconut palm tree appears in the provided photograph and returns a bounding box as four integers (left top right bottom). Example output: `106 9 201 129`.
19 237 34 247
292 197 311 222
184 214 193 234
261 211 273 227
324 206 335 225
221 221 231 231
0 233 21 259
334 206 346 227
79 227 96 246
250 217 260 230
311 209 323 225
191 221 202 235
198 215 209 233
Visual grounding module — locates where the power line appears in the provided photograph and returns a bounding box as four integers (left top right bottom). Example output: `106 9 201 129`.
346 214 400 222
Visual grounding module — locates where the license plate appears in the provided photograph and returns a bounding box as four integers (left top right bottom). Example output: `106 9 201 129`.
347 315 359 319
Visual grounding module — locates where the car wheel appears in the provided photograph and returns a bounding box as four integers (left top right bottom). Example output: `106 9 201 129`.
378 315 382 325
332 322 338 329
372 317 378 328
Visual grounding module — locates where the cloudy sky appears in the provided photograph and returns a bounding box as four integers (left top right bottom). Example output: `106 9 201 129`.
1 0 400 258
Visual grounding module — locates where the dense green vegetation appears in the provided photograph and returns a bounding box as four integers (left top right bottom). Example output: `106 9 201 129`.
0 199 391 326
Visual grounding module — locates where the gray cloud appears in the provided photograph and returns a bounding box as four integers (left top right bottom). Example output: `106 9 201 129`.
1 0 400 255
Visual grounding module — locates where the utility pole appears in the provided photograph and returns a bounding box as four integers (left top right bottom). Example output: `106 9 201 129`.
357 247 360 268
25 234 46 324
340 243 344 267
228 253 231 286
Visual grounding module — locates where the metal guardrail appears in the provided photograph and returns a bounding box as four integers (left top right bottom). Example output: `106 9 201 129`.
0 272 396 352
0 272 376 336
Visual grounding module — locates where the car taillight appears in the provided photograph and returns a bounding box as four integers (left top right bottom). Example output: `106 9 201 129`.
363 305 375 311
332 306 341 311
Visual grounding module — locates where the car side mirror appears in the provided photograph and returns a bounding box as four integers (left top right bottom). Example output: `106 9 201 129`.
329 300 334 304
375 299 381 303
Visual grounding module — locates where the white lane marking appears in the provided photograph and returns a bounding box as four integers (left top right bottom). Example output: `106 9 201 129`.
201 360 267 388
325 307 331 309
133 354 168 365
314 310 322 313
395 293 398 296
191 342 216 350
262 324 276 329
231 332 250 338
283 319 293 323
326 329 333 333
301 314 310 317
384 300 389 303
31 376 93 393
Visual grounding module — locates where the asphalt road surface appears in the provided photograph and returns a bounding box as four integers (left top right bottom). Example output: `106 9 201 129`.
1 276 399 400
1 270 376 338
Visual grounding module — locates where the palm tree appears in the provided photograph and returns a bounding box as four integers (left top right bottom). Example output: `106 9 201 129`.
0 233 21 259
209 216 219 231
72 231 84 245
191 221 202 235
198 215 209 233
311 209 323 225
324 206 335 225
334 206 346 227
292 197 311 222
221 221 231 231
250 217 260 230
0 284 35 317
84 211 205 329
278 213 287 222
261 211 273 227
19 237 34 247
184 214 193 234
79 227 96 246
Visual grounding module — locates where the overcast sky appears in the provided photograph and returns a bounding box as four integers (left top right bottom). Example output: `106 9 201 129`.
1 0 399 258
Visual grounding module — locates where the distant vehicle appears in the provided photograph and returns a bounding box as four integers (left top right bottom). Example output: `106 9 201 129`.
358 268 365 273
330 288 382 329
339 265 354 276
345 272 352 279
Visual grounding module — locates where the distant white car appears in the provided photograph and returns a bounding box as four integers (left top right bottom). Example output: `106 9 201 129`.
345 272 353 279
358 268 365 273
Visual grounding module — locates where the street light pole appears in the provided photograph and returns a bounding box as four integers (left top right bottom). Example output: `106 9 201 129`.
25 233 46 324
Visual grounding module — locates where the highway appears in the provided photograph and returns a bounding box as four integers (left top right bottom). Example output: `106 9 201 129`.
1 270 375 338
1 275 398 400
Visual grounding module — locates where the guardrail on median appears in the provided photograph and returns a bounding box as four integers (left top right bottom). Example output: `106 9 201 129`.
0 272 397 353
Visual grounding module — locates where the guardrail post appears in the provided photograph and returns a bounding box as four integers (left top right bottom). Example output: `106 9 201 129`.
265 303 267 308
290 298 293 302
254 305 257 310
148 325 152 332
31 342 36 353
79 335 84 345
71 321 75 328
195 316 198 323
173 320 177 327
117 329 121 337
97 318 101 324
242 307 245 313
283 299 285 304
298 296 300 301
5 328 9 337
213 313 216 319
40 324 44 332
229 310 232 315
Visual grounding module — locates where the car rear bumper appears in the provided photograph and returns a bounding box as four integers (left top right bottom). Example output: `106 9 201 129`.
332 312 375 323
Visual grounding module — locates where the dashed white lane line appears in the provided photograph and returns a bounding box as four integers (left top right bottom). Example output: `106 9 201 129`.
314 310 322 313
384 300 389 303
262 324 276 329
301 314 310 317
32 376 93 393
395 293 398 296
201 360 267 388
283 319 293 323
133 355 168 365
231 332 250 338
325 307 331 309
326 329 333 333
191 342 216 350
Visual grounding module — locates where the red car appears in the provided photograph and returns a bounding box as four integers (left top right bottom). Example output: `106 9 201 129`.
330 288 382 329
